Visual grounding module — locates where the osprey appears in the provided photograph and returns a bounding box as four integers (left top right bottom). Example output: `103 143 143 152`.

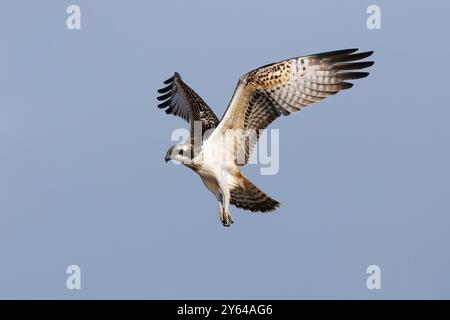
157 49 374 227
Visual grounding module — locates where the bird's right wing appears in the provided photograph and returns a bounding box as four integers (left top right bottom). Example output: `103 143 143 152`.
207 49 374 165
157 73 219 144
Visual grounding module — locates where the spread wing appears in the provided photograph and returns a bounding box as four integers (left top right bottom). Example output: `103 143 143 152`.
157 72 219 147
208 49 374 165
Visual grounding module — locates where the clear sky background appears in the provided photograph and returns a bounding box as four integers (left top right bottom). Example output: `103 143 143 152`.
1 0 449 299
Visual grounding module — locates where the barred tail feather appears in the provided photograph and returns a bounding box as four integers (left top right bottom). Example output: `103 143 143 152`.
230 176 280 213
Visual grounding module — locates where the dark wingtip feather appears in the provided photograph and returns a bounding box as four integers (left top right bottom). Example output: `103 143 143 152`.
313 48 359 58
328 51 374 63
163 74 175 85
156 73 181 113
163 72 181 85
340 82 354 90
340 72 370 80
157 84 172 94
157 92 171 101
334 61 374 70
157 100 171 109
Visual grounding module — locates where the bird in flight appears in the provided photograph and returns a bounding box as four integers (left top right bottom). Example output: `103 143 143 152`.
157 49 374 227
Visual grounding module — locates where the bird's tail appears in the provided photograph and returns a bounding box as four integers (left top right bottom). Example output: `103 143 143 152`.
230 175 280 213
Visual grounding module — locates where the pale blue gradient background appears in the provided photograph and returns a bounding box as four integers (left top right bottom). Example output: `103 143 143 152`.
1 0 449 299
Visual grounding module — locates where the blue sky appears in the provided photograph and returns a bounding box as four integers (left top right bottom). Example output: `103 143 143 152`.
0 0 449 299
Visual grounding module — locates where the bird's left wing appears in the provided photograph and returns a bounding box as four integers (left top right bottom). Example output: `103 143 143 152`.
207 49 374 165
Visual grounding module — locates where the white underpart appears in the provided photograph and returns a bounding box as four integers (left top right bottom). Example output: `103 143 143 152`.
195 130 241 225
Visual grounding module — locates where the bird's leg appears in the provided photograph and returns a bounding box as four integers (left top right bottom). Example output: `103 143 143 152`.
217 193 224 223
218 185 234 227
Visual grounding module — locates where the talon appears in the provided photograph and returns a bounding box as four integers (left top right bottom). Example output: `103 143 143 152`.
221 213 234 227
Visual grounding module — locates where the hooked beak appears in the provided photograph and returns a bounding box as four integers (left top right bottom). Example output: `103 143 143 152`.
165 154 171 163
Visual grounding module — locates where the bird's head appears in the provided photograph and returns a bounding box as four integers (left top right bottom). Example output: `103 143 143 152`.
165 144 192 165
